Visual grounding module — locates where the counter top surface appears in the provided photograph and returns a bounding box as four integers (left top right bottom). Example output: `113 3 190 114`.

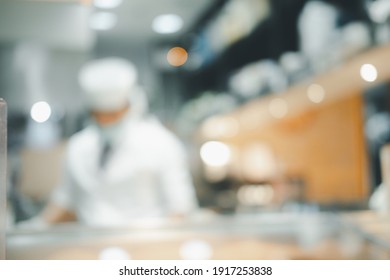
8 211 390 260
339 210 390 250
6 211 341 260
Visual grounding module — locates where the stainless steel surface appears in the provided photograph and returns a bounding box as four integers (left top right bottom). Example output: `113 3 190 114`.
339 211 390 253
6 212 342 260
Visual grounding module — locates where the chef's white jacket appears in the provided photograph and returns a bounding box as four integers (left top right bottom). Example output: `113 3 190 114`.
51 117 198 226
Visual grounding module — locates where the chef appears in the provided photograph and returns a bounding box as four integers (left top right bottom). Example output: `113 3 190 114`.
24 57 198 227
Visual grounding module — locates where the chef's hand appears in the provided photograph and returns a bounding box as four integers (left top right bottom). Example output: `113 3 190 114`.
17 203 76 229
169 213 186 221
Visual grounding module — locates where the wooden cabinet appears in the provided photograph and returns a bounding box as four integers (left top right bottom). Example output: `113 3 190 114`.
200 45 390 204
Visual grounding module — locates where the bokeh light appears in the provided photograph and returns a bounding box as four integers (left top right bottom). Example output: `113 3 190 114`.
167 47 188 67
200 141 231 167
237 185 274 206
99 246 131 260
152 14 183 34
360 63 378 82
307 84 326 104
30 101 51 123
201 116 239 138
94 0 122 9
180 239 213 260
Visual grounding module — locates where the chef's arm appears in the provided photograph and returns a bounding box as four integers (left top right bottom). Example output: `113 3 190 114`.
17 203 76 229
17 145 79 228
161 144 198 217
40 203 77 223
40 157 77 224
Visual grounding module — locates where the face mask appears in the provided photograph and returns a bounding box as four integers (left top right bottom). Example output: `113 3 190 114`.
96 117 128 146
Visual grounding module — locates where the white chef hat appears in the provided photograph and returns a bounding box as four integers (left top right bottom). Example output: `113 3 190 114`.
79 57 138 112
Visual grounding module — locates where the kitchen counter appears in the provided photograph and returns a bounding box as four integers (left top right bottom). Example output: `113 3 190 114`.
10 211 390 260
6 212 345 260
338 210 390 259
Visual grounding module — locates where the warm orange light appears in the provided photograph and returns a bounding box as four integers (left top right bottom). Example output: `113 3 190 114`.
167 47 188 67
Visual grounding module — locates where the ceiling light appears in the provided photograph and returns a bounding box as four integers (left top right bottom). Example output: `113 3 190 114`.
152 14 183 34
30 101 51 123
89 12 117 30
94 0 123 9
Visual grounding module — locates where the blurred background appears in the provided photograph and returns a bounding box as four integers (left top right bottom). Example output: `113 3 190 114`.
3 0 390 260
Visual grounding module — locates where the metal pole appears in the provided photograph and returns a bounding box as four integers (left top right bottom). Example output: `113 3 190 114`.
0 98 7 259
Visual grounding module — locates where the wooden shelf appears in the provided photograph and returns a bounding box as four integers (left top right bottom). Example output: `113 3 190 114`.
202 44 390 138
197 45 390 203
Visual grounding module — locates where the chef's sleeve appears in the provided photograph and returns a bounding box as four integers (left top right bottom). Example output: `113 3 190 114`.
50 157 77 212
160 139 198 214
